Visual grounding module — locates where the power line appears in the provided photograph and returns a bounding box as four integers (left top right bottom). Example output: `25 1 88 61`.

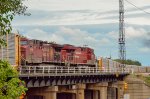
125 0 150 14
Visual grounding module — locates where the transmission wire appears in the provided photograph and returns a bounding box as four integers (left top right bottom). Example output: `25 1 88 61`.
125 0 150 15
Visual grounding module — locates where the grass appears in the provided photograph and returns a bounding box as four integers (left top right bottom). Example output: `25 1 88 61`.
135 74 150 86
143 76 150 86
128 74 150 86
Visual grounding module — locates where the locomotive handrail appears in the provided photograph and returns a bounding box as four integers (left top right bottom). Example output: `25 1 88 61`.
19 66 130 76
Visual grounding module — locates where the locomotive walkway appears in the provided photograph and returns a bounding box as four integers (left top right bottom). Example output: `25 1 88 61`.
19 66 129 88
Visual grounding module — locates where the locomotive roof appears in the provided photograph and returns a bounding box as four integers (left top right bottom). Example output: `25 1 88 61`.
51 43 63 48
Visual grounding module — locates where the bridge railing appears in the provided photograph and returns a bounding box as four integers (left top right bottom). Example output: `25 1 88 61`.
19 66 130 76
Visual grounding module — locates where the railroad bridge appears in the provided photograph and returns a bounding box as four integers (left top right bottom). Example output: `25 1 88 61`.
19 66 129 99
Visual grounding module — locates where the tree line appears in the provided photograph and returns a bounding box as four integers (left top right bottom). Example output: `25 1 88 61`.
114 59 142 66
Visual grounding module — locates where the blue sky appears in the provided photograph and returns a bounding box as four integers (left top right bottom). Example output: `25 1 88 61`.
12 0 150 66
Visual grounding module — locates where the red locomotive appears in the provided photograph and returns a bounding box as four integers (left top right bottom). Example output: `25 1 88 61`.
20 37 95 66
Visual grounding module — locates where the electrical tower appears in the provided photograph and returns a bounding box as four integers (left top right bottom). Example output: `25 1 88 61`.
119 0 126 66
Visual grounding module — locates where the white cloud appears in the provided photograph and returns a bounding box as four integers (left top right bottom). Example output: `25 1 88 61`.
13 10 118 26
126 27 147 39
107 26 148 40
13 9 150 26
100 38 110 44
24 0 150 11
139 47 150 53
24 29 65 43
24 0 118 11
107 31 118 39
126 17 150 26
24 27 110 49
11 0 150 26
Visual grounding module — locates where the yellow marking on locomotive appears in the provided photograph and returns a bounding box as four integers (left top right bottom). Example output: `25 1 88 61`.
50 47 54 61
15 34 21 68
98 58 103 71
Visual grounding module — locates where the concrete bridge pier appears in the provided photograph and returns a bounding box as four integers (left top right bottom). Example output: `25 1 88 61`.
99 84 108 99
107 82 118 99
117 81 125 99
87 82 108 99
107 87 117 99
44 86 58 99
76 84 86 99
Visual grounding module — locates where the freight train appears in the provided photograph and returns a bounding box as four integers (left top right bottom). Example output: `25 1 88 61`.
0 33 120 69
0 33 149 73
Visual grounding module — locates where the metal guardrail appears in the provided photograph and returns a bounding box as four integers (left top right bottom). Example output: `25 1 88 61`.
19 66 130 76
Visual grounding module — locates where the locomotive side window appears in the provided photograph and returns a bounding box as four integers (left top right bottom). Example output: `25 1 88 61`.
21 41 28 45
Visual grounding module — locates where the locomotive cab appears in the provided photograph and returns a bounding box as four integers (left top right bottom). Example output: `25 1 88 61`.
20 38 29 65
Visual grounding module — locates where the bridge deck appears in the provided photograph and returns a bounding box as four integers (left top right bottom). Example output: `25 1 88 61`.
19 66 129 87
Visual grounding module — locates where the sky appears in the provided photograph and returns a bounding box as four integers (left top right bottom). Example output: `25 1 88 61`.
12 0 150 66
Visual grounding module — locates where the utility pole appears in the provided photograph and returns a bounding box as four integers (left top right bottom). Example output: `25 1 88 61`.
119 0 126 67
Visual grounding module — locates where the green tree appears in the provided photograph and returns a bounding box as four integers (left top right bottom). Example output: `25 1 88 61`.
0 60 27 99
114 59 142 66
0 0 28 98
0 0 29 45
